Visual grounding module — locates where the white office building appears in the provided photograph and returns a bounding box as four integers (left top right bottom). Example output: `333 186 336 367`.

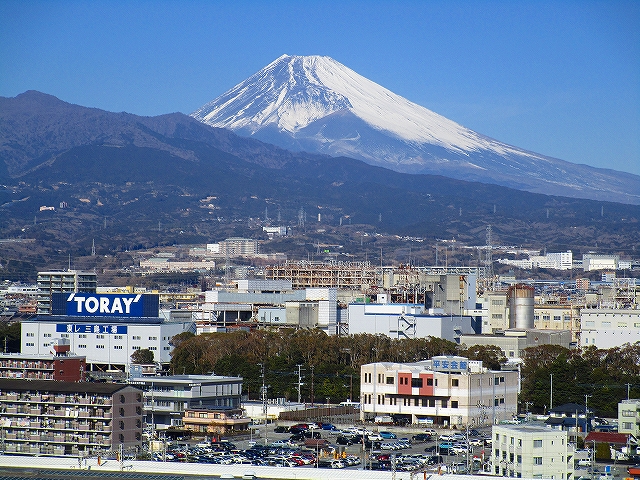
360 356 518 427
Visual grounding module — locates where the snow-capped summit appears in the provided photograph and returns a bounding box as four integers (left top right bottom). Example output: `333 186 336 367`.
192 55 640 204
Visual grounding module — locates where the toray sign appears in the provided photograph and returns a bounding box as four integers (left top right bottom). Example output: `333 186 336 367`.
66 293 143 317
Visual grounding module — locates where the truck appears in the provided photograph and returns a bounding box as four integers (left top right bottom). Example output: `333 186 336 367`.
374 415 394 425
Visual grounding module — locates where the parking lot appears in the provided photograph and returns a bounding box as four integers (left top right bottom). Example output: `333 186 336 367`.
154 421 494 473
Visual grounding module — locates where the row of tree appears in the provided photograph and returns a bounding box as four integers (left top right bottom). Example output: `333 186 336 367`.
167 329 640 417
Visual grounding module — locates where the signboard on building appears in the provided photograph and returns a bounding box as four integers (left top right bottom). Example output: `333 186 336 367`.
51 293 159 318
56 323 128 334
431 356 470 373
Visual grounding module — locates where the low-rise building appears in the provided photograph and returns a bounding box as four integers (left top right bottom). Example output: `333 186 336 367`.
128 374 243 432
182 407 250 437
492 423 574 479
360 356 518 427
460 329 572 361
619 399 640 439
0 379 143 456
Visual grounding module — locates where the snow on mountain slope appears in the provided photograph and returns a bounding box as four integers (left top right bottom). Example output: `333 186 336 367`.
191 55 640 205
193 54 532 158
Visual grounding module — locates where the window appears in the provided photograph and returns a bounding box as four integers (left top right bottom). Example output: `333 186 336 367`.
120 394 125 403
451 401 458 408
119 434 124 443
451 378 459 387
120 408 125 416
517 454 522 464
119 421 125 430
533 457 543 465
136 406 142 415
411 378 423 388
78 344 86 349
533 439 543 448
26 332 34 337
96 344 105 349
78 334 86 338
426 378 433 386
44 333 52 337
114 335 123 339
135 432 141 441
386 377 395 384
149 346 157 351
96 334 105 339
132 346 140 350
26 342 34 347
149 336 157 340
553 316 561 322
114 345 123 350
623 422 633 430
441 400 448 408
429 399 435 407
602 321 611 328
132 336 141 340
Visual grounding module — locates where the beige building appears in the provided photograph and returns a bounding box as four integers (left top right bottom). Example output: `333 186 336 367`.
618 399 640 439
492 424 574 479
534 305 581 342
360 356 519 427
182 407 250 436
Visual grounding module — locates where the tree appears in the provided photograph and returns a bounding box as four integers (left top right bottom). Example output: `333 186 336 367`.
131 348 155 364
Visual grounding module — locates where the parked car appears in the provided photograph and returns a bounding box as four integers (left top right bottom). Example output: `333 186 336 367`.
379 431 397 439
412 433 432 442
274 426 288 433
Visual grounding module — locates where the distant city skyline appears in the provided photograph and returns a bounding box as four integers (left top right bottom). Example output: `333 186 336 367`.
1 0 638 176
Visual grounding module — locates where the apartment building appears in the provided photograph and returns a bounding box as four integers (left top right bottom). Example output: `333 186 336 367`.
36 270 97 314
0 379 143 456
0 351 86 381
360 356 519 427
492 424 574 479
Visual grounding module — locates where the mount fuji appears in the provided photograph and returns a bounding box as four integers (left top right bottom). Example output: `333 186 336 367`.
192 54 639 205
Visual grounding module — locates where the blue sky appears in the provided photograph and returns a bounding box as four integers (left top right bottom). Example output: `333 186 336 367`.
1 0 638 176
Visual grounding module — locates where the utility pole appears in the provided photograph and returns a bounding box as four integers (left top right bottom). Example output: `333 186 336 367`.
585 394 592 433
296 364 304 404
550 373 553 410
259 363 268 445
310 366 315 406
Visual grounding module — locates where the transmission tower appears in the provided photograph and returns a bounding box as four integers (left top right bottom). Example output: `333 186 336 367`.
485 225 494 287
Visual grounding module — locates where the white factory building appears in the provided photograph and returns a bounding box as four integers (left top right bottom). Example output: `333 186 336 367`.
21 292 194 373
580 308 640 349
347 303 479 342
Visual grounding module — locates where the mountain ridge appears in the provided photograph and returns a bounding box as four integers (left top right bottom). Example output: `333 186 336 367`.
191 55 640 205
0 90 638 262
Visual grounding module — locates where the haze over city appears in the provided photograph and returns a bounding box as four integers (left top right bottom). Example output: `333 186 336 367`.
1 0 638 176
